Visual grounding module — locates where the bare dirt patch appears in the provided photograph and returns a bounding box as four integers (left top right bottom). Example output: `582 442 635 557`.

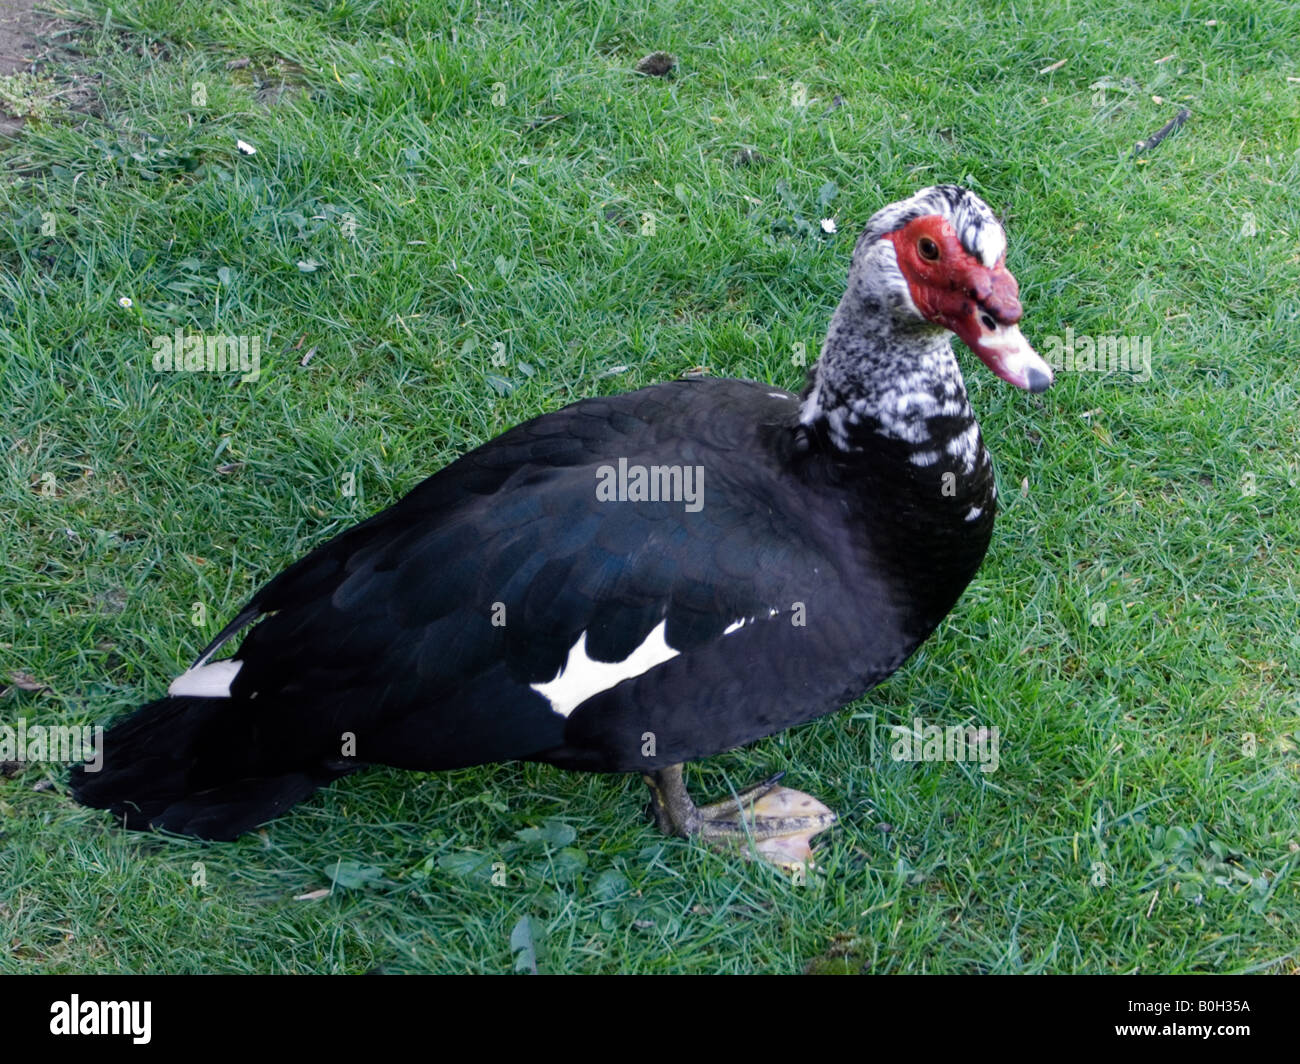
0 0 100 136
0 0 50 77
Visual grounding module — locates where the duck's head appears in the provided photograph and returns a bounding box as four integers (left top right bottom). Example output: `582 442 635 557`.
852 185 1053 393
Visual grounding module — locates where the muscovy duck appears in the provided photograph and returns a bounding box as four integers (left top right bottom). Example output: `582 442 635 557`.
72 185 1051 865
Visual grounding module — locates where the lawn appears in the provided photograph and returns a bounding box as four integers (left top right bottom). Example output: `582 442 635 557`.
1 0 1297 974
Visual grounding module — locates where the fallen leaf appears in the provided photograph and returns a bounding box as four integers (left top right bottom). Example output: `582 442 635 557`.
8 672 48 693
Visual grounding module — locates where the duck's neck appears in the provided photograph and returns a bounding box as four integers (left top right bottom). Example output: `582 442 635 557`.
799 290 980 467
797 286 997 632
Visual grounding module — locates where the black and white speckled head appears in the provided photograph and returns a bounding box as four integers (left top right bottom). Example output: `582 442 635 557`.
857 185 1007 269
801 185 1051 460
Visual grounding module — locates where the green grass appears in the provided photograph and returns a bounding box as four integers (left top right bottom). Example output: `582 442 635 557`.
1 0 1298 974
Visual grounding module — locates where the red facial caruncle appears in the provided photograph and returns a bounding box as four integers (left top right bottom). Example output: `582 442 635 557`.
886 215 1053 393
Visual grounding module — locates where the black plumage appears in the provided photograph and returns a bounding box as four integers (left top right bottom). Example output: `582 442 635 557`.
72 186 1050 850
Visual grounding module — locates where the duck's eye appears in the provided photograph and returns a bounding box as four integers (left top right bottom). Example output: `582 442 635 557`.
918 237 940 261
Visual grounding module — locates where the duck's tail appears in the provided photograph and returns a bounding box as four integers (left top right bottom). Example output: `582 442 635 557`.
70 695 352 840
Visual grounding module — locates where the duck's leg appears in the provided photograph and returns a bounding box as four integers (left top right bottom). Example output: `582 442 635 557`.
642 763 837 870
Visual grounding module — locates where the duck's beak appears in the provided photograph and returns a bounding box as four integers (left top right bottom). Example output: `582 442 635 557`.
940 261 1054 393
953 310 1054 393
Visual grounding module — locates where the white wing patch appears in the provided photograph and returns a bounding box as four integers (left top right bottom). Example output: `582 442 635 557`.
531 620 680 718
169 659 242 697
725 609 779 632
